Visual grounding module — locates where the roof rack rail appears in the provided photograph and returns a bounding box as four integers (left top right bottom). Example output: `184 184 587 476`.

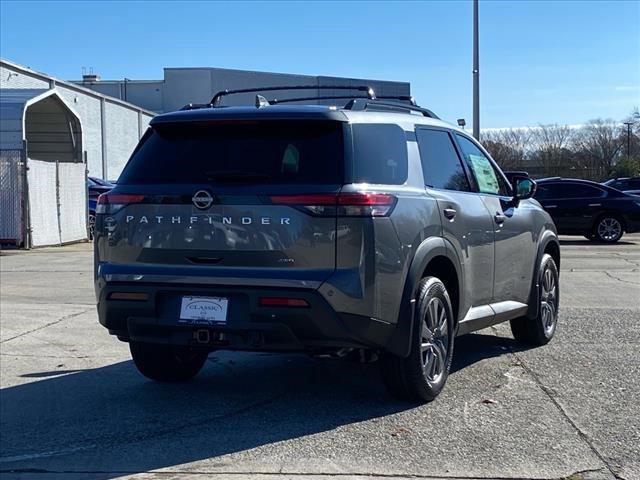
344 98 439 119
210 85 376 106
376 95 417 105
270 94 370 105
180 103 213 111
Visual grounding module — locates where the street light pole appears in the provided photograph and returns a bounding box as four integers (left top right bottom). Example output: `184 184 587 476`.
623 121 633 159
472 0 480 140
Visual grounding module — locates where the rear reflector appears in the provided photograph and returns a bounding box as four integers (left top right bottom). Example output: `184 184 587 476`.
259 297 310 308
108 292 149 301
269 192 396 217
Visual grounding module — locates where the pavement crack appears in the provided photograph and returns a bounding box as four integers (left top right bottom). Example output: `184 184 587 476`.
499 336 621 480
603 271 640 286
0 309 92 344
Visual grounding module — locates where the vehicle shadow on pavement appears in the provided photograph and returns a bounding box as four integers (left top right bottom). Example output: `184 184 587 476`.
451 332 526 374
1 333 519 478
559 239 636 246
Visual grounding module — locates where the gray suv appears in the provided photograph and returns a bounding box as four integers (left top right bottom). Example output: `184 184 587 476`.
95 87 560 402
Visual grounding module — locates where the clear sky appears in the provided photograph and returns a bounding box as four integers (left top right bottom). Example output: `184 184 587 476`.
1 0 638 128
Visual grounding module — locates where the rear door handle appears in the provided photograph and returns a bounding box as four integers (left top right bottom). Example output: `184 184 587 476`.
588 203 601 207
494 213 507 224
443 208 457 220
545 205 558 208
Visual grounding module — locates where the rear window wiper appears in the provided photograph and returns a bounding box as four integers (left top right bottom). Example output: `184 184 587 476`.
205 171 272 182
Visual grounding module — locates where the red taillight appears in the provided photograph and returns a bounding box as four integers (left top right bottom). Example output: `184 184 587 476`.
259 297 310 308
269 194 337 205
97 194 145 205
96 193 145 213
269 192 396 217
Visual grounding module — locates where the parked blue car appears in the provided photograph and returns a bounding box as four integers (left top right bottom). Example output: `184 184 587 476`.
88 177 114 238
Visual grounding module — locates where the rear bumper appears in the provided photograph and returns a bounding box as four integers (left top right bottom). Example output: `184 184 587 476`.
624 215 640 233
97 282 395 352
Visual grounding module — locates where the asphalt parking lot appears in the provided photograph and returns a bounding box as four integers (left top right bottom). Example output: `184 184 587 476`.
1 235 639 480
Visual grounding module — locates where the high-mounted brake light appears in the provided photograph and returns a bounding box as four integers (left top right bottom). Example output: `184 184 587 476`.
269 192 396 217
96 193 145 214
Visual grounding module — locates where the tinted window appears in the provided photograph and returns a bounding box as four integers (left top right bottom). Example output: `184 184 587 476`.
629 179 640 189
536 183 606 199
564 184 606 198
352 124 408 185
416 129 469 191
608 180 627 190
119 121 344 185
455 134 509 195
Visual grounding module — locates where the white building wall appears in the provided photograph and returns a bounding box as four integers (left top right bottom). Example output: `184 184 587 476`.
0 65 49 89
1 60 155 180
140 114 151 134
55 87 103 177
104 102 139 179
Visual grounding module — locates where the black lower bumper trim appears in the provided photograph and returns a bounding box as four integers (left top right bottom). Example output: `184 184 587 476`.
98 282 396 352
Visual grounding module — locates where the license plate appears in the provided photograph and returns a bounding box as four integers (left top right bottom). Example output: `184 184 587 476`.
179 296 228 325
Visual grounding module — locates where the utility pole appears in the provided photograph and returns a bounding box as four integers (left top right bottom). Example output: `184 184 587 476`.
623 121 633 159
472 0 480 140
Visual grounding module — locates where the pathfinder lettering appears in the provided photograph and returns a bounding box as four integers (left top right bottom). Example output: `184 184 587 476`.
125 215 291 225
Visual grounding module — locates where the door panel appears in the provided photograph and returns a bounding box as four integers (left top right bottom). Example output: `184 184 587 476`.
414 127 495 318
428 189 495 313
481 195 537 304
452 132 534 305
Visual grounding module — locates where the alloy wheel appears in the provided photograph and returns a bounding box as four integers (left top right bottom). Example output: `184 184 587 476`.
540 264 558 336
421 297 449 385
597 217 622 242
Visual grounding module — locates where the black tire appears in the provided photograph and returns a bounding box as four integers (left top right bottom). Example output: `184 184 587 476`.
129 342 208 382
380 277 455 402
510 253 559 346
593 215 624 243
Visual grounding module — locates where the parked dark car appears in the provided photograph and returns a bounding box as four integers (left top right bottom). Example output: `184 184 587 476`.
535 178 640 242
87 177 114 238
602 176 640 196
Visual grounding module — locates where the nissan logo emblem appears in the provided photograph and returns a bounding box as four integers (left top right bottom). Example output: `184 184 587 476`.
192 190 214 210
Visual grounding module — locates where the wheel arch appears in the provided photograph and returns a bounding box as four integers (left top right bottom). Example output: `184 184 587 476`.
526 230 560 320
385 236 462 358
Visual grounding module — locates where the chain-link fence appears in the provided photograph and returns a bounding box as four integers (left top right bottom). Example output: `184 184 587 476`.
0 150 24 245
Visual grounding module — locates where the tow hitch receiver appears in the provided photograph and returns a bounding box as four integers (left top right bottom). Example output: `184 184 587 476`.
193 329 226 344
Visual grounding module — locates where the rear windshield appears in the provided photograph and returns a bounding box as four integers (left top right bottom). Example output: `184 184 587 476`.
119 121 344 185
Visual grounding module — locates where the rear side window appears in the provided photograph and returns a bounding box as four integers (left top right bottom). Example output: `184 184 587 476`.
351 124 408 185
119 121 344 185
416 129 470 191
536 183 606 199
558 183 605 198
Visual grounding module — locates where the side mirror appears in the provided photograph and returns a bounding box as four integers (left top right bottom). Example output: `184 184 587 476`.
511 174 536 201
